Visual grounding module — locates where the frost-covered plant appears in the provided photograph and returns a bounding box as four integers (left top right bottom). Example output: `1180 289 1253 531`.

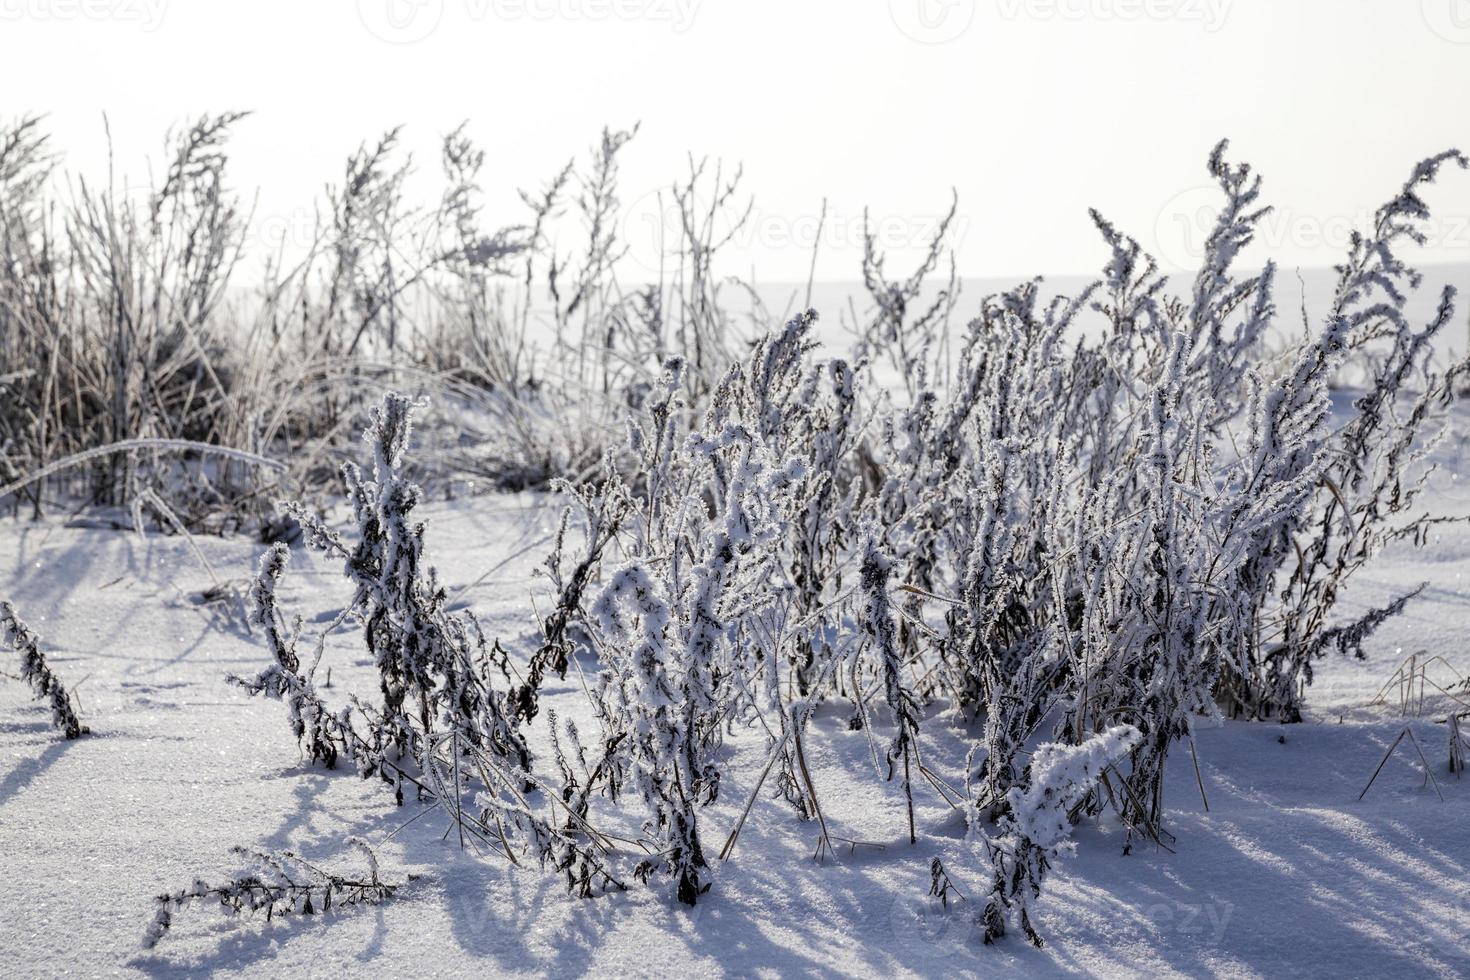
234 544 349 768
870 302 1076 813
944 313 1069 701
970 726 1139 947
569 313 833 902
0 600 88 739
586 440 805 901
274 394 529 771
1180 141 1277 415
142 840 403 949
1051 319 1342 827
854 536 925 842
590 564 712 904
787 355 865 694
238 543 625 894
1072 334 1222 829
856 191 960 401
1256 150 1470 719
235 395 623 899
1209 316 1350 719
863 142 1470 889
512 469 630 723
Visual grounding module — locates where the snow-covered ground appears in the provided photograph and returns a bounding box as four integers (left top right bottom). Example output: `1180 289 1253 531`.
3 443 1470 978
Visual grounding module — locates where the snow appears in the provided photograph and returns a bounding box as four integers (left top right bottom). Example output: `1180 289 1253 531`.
3 468 1470 977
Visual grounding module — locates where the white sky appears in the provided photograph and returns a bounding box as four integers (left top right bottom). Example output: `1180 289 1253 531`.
4 0 1469 281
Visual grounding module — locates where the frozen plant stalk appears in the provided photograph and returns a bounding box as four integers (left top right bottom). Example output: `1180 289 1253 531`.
0 601 88 739
970 725 1140 947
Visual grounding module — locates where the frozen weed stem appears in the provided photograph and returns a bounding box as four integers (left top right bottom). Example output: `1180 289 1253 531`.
0 601 88 739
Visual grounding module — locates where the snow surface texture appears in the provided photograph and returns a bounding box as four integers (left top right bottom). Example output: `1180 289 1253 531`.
3 458 1470 977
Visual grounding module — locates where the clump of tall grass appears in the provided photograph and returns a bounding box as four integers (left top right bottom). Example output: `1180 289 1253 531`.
0 116 759 531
